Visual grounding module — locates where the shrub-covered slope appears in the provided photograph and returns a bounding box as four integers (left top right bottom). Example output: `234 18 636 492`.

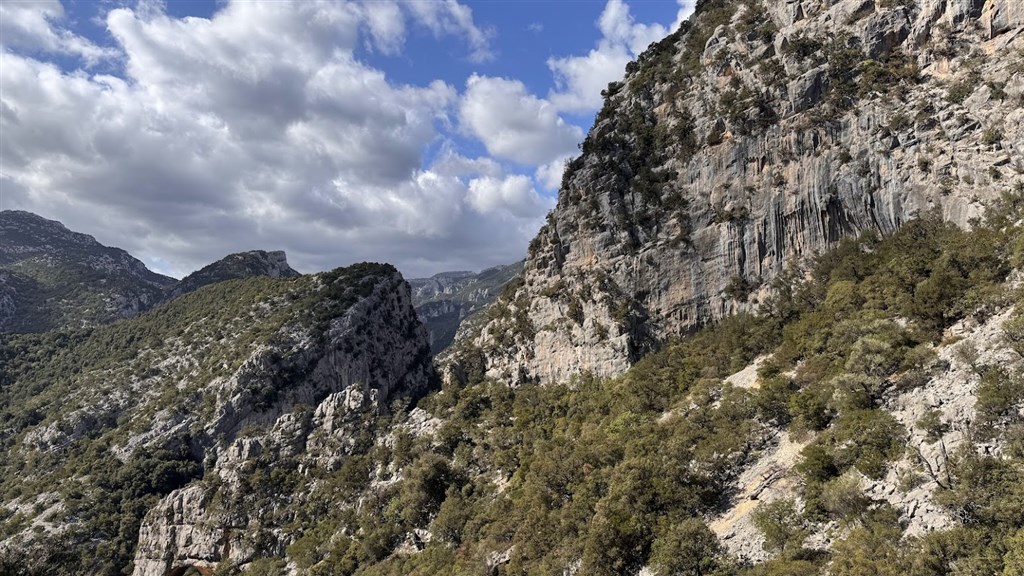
302 192 1022 576
5 191 1015 575
0 210 175 332
0 263 433 575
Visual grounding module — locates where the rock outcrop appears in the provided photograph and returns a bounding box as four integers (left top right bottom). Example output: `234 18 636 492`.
464 0 1024 385
168 250 301 300
709 301 1023 562
0 262 433 575
127 267 432 576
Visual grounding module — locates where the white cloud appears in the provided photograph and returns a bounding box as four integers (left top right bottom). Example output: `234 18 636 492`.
0 0 117 65
468 175 550 217
547 0 696 113
359 1 406 55
459 74 582 166
0 1 531 278
0 0 693 278
535 156 573 191
405 0 494 63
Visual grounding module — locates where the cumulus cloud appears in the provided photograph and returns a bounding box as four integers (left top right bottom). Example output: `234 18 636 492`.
468 175 549 217
358 1 406 55
547 0 696 112
0 0 537 278
0 0 691 278
405 0 494 62
459 74 582 166
0 0 118 65
535 156 573 191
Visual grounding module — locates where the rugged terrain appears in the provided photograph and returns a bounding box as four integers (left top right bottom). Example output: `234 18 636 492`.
409 262 523 355
2 0 1024 575
0 262 433 575
0 211 176 332
464 0 1024 385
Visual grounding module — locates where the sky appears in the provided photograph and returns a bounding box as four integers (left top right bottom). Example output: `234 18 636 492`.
0 0 694 279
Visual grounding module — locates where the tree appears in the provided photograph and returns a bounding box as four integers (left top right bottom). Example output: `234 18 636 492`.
649 518 729 576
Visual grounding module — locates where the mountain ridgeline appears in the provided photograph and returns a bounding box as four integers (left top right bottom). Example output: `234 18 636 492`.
2 0 1024 575
0 211 176 333
409 262 524 355
458 0 1024 385
0 210 302 334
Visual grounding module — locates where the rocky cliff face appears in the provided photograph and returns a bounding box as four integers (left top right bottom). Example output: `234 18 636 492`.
130 267 432 576
0 263 433 575
409 262 523 355
0 210 175 332
467 0 1024 385
168 250 301 300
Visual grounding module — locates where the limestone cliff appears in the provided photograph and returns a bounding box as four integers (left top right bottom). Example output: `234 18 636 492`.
467 0 1024 385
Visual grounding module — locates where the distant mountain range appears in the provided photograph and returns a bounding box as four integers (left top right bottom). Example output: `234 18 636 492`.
408 262 523 354
0 209 514 357
0 210 299 333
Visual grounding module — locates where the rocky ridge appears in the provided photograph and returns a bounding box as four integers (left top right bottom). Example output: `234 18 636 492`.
465 0 1024 385
0 210 175 332
0 262 433 575
408 262 523 355
168 250 301 299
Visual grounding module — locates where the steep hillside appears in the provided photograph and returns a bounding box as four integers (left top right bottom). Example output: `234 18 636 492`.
0 263 433 575
1 193 1010 576
0 211 175 332
409 262 523 355
168 250 301 299
465 0 1024 384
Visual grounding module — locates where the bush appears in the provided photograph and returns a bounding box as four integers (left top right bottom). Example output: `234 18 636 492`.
752 499 807 555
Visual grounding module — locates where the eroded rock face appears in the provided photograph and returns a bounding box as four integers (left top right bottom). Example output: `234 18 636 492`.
168 250 301 300
130 272 433 576
465 0 1024 385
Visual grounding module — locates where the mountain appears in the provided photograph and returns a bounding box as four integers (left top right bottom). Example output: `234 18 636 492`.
3 1 1024 575
408 262 524 355
0 211 307 333
168 250 301 299
0 262 432 575
6 196 1020 576
0 211 176 332
459 0 1024 385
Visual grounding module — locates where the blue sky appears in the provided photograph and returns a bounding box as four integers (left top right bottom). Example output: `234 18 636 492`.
1 0 693 277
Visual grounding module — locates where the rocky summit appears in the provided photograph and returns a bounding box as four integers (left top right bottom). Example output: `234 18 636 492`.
169 250 302 300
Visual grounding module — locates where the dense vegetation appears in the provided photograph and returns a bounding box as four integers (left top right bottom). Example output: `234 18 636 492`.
3 193 1023 574
0 263 399 575
160 189 1024 576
